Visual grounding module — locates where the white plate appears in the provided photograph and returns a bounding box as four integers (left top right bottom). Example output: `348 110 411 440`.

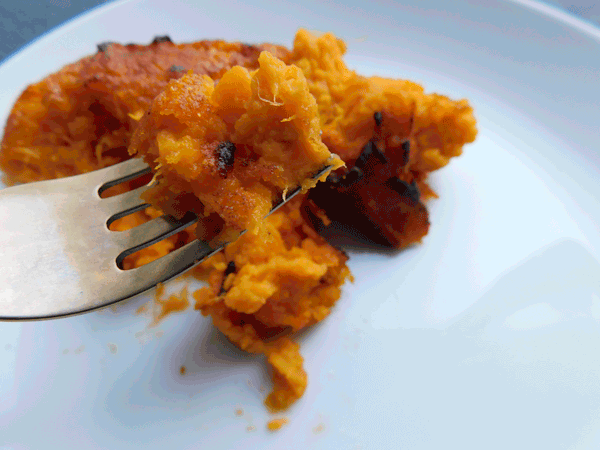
1 1 600 448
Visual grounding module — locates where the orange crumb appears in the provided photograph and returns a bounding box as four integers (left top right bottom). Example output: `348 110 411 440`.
267 418 288 431
313 423 325 434
234 408 244 416
264 339 307 412
180 365 186 375
153 286 190 323
156 282 165 298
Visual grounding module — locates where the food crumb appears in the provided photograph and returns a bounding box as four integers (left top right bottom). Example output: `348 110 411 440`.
246 425 256 432
234 408 244 416
108 343 118 354
136 303 148 314
313 423 325 434
267 418 288 431
62 349 69 355
153 286 190 324
74 345 85 354
180 365 186 375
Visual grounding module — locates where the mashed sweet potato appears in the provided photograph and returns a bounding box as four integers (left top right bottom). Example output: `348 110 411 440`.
0 30 477 412
291 29 477 186
128 51 343 238
192 196 350 410
0 37 288 184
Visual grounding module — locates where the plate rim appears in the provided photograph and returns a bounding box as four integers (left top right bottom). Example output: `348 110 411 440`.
0 0 599 71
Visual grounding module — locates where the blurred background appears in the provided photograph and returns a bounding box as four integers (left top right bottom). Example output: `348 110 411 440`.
0 0 599 62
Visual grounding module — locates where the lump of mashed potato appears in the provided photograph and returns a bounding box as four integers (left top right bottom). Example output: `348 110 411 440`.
0 29 477 412
128 52 343 240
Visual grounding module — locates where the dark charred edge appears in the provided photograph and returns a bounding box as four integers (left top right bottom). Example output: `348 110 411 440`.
374 111 383 127
338 166 363 187
384 178 421 203
355 140 387 170
218 260 237 295
152 35 173 44
216 141 236 178
400 140 410 166
325 171 340 184
240 44 260 57
168 65 187 73
97 41 117 53
302 192 398 248
228 310 291 342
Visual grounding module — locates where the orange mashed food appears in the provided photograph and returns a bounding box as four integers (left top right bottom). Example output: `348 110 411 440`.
266 417 289 431
192 196 350 411
0 30 477 411
129 51 343 238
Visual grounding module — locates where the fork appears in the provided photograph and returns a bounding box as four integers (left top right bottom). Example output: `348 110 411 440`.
0 158 330 321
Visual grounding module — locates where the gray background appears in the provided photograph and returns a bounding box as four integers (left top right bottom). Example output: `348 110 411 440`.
0 0 599 63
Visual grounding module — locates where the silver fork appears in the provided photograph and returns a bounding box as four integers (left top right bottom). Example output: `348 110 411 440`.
0 158 329 321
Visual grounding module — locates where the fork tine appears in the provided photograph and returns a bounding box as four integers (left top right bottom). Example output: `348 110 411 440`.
0 160 336 320
112 211 198 259
111 164 334 268
99 158 150 184
113 166 335 294
101 185 151 225
81 158 151 192
123 239 219 293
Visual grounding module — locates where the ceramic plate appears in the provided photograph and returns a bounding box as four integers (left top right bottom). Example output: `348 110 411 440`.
1 0 599 448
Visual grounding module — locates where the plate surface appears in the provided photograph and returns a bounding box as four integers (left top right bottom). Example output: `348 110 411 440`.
1 1 599 449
